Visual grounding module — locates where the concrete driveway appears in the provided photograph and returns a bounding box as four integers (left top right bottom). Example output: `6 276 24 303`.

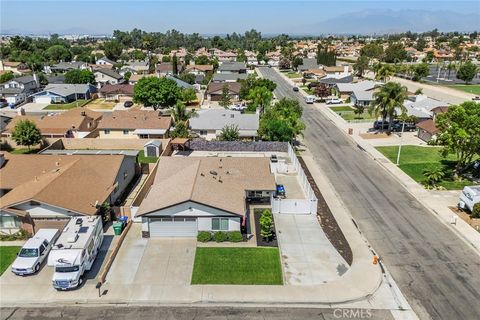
106 224 196 286
274 213 349 285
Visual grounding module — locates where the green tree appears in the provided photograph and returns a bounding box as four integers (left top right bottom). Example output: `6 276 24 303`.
0 71 14 83
194 55 210 65
413 63 430 81
181 88 197 105
11 119 42 150
259 209 273 240
64 69 95 84
170 120 189 138
219 125 240 141
259 98 304 141
353 105 365 118
248 86 273 112
103 40 123 61
384 43 407 63
219 84 232 108
133 77 181 109
375 64 395 82
353 55 369 77
423 167 445 187
172 54 178 75
360 43 384 59
46 45 72 62
369 82 408 132
436 101 480 177
177 72 196 85
123 71 132 81
456 61 478 84
414 88 423 95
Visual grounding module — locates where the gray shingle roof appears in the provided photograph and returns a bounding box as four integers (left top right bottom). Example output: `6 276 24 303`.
218 62 247 72
95 68 123 80
212 73 248 82
166 75 194 89
34 84 94 97
189 109 259 132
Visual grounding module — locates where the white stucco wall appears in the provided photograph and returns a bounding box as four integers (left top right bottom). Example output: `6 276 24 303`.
15 202 78 218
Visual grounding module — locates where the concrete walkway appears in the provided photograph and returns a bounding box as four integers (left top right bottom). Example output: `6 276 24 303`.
275 213 349 285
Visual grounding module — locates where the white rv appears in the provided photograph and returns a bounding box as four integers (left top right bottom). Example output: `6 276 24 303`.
48 216 103 290
458 185 480 212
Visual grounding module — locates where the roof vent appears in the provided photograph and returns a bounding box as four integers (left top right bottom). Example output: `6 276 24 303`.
200 173 205 177
209 170 218 176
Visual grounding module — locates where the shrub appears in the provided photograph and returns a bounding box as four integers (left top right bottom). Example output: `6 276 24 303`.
259 209 274 240
227 231 244 242
472 203 480 219
197 231 212 242
213 231 228 242
0 229 29 241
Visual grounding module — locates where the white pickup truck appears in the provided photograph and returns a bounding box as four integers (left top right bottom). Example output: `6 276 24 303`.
11 229 59 276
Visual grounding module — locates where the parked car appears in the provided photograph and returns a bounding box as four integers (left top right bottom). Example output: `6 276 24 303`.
305 95 316 104
326 98 343 105
472 96 480 101
307 82 320 89
124 101 133 108
231 104 247 111
373 120 399 130
292 87 299 92
11 229 59 276
392 122 417 132
276 184 286 198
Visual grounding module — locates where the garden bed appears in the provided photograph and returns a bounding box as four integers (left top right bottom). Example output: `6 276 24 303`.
253 209 278 247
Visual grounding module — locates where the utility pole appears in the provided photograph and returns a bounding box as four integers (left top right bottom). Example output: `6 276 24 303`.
396 120 406 166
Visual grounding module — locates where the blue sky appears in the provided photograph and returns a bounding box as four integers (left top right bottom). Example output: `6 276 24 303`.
1 1 479 35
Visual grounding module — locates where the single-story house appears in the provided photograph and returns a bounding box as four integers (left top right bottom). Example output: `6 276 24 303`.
49 61 89 73
2 107 102 138
335 80 378 97
136 156 276 237
98 84 134 101
156 63 175 76
98 110 172 139
351 90 374 107
94 68 123 86
212 73 248 83
0 61 30 75
416 119 439 142
319 74 353 87
205 82 241 102
324 65 351 76
0 153 136 234
189 109 259 140
121 60 149 74
217 61 247 74
96 56 116 67
31 84 96 104
298 58 319 72
184 65 214 75
166 75 194 89
128 74 151 85
403 95 449 120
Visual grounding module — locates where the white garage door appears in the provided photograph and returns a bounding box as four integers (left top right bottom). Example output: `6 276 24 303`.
149 217 198 237
34 96 52 104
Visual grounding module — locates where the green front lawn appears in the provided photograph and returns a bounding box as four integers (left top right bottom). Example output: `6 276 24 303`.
0 246 21 275
191 247 283 285
376 145 476 190
329 105 354 112
137 150 158 164
10 148 40 154
43 99 89 110
449 85 480 95
285 72 302 79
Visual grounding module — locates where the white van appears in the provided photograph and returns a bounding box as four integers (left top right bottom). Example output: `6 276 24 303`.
11 229 59 276
48 216 103 290
458 185 480 212
305 95 316 104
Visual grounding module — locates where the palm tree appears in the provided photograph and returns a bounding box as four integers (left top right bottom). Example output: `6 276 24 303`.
423 167 445 187
369 82 408 132
375 64 395 82
447 62 455 80
172 101 196 123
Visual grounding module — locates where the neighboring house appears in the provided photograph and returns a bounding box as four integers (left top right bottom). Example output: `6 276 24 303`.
323 65 351 76
121 60 149 74
217 61 247 74
94 68 123 86
244 50 259 65
166 75 194 89
205 82 241 102
156 63 174 76
298 58 319 72
403 95 449 120
0 75 39 105
335 80 378 98
212 73 248 83
184 65 214 75
2 107 102 138
48 61 89 74
0 61 30 75
211 49 237 62
128 74 151 85
189 109 259 140
0 153 136 234
96 56 116 67
98 84 134 101
136 157 276 237
31 84 96 104
351 90 374 107
98 110 172 139
416 119 439 142
319 74 353 87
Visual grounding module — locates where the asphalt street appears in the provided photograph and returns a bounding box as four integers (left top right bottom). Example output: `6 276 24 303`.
0 306 394 320
258 67 480 320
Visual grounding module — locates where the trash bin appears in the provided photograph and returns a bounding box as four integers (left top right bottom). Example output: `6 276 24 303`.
118 216 128 227
113 222 123 236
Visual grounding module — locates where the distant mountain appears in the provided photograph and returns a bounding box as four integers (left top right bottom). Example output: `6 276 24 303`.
302 9 480 35
1 27 105 36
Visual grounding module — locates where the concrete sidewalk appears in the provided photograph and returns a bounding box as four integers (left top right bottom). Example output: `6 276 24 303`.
316 100 480 254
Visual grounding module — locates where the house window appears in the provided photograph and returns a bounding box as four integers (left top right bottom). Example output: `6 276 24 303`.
199 130 207 135
0 215 21 229
212 218 229 231
123 129 129 135
139 134 148 139
104 129 110 134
